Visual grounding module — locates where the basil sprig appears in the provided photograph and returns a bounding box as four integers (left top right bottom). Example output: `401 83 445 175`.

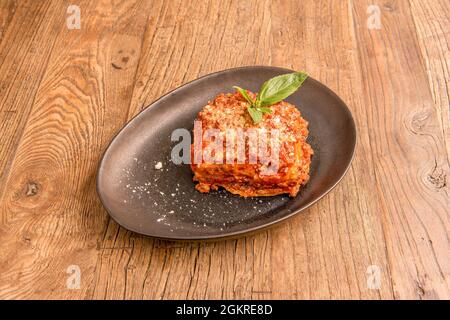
233 71 308 124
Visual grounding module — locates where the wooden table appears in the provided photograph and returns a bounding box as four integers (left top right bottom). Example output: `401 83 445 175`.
0 0 448 300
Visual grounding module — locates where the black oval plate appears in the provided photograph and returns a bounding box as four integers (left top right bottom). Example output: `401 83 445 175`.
97 66 356 240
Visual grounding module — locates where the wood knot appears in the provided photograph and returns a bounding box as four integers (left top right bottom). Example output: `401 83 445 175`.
428 163 447 189
25 182 39 196
415 281 425 296
22 236 31 244
111 48 136 70
410 110 431 134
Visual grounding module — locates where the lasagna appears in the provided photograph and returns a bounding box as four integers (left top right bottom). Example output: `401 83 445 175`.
190 91 313 197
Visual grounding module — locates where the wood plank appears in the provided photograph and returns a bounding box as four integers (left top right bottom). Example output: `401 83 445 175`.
269 0 394 300
0 0 67 201
351 0 449 299
409 0 450 162
92 0 276 300
0 0 153 299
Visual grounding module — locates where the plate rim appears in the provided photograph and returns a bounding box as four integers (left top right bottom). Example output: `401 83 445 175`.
96 65 357 241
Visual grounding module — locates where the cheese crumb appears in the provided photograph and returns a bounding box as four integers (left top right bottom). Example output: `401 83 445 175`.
155 162 163 169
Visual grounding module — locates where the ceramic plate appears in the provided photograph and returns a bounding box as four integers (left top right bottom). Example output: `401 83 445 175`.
97 66 356 240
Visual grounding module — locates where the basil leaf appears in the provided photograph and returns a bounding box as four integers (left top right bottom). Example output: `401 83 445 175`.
258 107 272 114
233 71 307 124
247 107 263 123
233 86 254 106
258 72 308 107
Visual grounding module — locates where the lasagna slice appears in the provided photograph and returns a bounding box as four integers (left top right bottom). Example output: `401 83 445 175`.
190 91 313 197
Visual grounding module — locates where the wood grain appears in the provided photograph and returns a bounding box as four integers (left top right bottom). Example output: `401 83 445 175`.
0 0 448 299
351 0 449 299
0 0 67 200
409 0 450 162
